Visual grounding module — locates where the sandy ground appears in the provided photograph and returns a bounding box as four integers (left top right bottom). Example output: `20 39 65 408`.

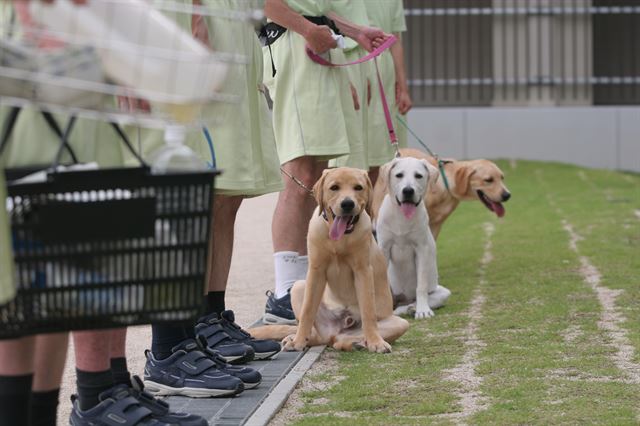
56 192 279 424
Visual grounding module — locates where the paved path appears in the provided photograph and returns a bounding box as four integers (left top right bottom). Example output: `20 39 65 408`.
57 193 283 424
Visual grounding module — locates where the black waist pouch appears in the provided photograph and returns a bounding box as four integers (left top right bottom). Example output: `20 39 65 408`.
257 16 342 76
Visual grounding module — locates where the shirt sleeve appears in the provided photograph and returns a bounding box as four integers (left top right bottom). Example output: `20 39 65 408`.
391 0 407 33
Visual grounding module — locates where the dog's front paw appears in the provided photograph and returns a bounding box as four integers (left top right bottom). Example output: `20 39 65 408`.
281 334 308 351
414 308 435 319
363 338 392 353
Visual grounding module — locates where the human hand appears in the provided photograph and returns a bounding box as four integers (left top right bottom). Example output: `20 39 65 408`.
350 82 360 111
396 82 412 114
117 95 151 113
304 24 337 54
356 26 389 52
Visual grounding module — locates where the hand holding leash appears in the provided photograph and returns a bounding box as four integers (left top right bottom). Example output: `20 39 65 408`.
304 24 337 54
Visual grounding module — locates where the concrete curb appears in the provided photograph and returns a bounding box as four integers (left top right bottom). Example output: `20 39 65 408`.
244 346 325 426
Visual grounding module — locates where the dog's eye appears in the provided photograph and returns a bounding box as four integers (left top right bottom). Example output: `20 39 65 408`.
484 177 494 183
395 173 404 179
354 185 363 191
330 185 339 191
415 173 423 179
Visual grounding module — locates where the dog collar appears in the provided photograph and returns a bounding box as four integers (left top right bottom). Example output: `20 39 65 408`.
322 209 360 234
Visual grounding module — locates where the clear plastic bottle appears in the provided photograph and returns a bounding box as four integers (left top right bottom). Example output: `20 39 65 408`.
148 125 208 173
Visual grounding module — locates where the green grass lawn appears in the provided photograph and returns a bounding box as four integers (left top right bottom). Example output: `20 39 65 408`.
289 160 640 425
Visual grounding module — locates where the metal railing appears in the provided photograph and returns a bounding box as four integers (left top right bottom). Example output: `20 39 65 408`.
403 0 640 107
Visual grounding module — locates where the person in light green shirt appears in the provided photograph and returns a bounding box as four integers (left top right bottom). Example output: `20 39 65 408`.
262 0 390 322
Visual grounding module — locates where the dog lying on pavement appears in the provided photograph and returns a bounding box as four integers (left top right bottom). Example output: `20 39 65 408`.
372 148 511 240
250 167 409 352
376 157 449 319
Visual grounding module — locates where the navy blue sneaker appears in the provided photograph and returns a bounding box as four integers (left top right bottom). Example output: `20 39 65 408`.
218 310 281 360
195 313 255 364
129 376 207 426
263 290 297 325
196 336 262 389
69 384 168 425
143 339 244 397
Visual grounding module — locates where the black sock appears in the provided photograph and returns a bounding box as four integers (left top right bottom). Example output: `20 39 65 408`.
110 358 130 387
0 374 32 426
151 324 188 360
28 389 59 426
75 369 114 411
205 291 225 316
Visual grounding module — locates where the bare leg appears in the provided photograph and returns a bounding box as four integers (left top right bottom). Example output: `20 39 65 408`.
207 195 243 292
73 331 111 372
273 157 326 256
32 333 68 392
0 337 35 375
109 329 127 359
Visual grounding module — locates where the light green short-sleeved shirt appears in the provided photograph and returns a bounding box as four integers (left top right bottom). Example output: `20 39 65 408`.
366 0 407 34
286 0 331 16
0 171 15 305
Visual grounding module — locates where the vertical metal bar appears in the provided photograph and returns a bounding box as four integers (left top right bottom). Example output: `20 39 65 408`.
455 0 461 103
443 1 450 104
560 0 565 102
573 0 578 101
525 0 530 103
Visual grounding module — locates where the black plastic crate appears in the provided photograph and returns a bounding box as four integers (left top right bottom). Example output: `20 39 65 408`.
1 166 218 338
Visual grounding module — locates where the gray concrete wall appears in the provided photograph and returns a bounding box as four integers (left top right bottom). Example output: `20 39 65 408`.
405 106 640 173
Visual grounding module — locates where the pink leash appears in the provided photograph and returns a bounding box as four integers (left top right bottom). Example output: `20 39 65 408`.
306 36 400 154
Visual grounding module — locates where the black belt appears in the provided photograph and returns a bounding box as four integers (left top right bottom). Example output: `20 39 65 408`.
257 16 341 77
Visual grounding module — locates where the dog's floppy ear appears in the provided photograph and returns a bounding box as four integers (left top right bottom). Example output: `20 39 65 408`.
454 164 476 197
382 158 400 197
422 159 439 184
314 169 331 215
362 170 374 217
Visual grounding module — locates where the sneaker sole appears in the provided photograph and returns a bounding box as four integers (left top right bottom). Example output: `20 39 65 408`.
253 350 281 360
221 351 255 365
263 313 297 325
143 381 242 398
243 380 261 390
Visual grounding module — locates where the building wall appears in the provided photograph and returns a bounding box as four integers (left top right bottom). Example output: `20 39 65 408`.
405 107 640 172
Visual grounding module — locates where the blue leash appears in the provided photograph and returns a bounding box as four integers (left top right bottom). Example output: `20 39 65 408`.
202 126 216 169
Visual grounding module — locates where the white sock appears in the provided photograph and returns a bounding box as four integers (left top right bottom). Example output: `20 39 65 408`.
274 251 299 298
296 255 308 281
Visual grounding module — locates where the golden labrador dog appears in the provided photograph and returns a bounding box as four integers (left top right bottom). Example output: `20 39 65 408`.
372 148 511 240
250 167 409 353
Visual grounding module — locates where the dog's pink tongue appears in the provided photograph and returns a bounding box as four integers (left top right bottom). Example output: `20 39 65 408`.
492 201 505 218
400 202 417 219
330 216 349 241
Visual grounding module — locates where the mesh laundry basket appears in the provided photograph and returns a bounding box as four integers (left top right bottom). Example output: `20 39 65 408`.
1 164 217 338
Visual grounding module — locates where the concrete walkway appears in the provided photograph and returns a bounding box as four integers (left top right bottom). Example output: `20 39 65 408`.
56 193 314 425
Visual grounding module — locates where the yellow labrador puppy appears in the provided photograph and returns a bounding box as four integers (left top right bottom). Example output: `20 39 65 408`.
251 167 409 353
372 148 511 240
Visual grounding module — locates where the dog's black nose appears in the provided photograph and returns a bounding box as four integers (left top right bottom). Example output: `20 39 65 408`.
502 191 511 202
341 198 355 212
402 187 415 198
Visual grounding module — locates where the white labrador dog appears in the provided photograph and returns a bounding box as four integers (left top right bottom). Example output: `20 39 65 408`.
376 157 451 319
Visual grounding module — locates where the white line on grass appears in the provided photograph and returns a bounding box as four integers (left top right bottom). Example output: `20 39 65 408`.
442 222 494 423
635 210 640 221
561 220 640 384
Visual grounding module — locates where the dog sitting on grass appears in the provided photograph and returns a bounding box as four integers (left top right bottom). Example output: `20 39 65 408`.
376 157 449 319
